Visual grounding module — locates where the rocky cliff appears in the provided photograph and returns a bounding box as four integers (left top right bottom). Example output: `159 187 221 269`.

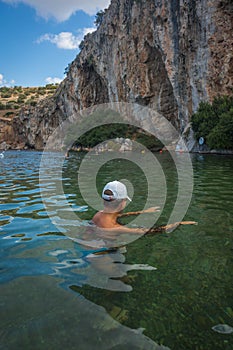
3 0 233 150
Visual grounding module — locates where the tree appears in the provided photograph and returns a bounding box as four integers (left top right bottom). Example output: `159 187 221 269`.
79 40 85 50
94 10 105 27
191 96 233 149
207 110 233 149
64 63 71 76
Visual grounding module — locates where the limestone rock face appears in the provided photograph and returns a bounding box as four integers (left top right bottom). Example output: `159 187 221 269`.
4 0 233 150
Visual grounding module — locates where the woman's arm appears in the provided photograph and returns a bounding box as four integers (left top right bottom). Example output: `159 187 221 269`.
118 206 160 218
146 221 198 234
98 221 198 237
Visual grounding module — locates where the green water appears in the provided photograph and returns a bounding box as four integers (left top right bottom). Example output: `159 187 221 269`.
0 151 233 350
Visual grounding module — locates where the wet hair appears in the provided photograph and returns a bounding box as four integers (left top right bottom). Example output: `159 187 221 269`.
103 189 124 211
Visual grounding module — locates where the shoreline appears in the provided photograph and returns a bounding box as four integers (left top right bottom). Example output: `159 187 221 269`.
1 148 233 156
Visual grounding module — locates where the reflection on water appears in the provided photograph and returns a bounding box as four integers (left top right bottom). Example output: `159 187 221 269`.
0 151 233 350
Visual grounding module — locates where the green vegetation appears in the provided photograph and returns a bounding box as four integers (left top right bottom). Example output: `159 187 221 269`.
64 109 162 151
64 64 71 76
79 40 85 51
4 111 14 117
191 96 233 150
0 84 59 114
66 123 161 150
94 10 105 27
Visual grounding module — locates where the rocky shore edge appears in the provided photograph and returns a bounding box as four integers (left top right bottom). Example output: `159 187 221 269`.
1 139 232 155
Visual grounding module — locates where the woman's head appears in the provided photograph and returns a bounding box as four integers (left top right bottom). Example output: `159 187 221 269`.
102 180 131 202
103 189 127 213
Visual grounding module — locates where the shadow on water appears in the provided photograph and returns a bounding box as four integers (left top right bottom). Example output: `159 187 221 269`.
0 151 233 349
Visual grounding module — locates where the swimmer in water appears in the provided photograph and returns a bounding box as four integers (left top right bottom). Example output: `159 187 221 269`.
92 180 197 235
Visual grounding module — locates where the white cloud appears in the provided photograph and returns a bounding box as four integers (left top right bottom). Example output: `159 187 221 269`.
0 74 4 86
45 77 63 85
83 27 97 36
0 74 15 87
37 27 96 50
2 0 111 21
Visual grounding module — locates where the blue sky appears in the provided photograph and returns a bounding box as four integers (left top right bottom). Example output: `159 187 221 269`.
0 0 110 87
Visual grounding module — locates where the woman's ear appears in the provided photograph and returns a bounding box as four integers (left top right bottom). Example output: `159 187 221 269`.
119 199 127 211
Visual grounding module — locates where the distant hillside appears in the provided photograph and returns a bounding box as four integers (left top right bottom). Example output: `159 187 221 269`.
0 84 59 120
0 84 59 149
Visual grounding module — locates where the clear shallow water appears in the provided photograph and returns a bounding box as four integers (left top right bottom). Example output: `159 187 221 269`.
0 151 233 350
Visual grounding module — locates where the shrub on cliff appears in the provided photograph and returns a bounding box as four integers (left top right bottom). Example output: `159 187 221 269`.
191 96 233 150
94 10 105 27
0 102 5 110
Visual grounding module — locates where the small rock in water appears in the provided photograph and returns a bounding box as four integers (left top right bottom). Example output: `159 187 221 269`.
126 264 157 271
212 324 233 334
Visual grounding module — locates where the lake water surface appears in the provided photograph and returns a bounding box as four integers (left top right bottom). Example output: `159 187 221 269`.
0 150 233 350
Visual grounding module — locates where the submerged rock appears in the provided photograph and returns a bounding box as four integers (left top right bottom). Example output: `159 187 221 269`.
212 324 233 334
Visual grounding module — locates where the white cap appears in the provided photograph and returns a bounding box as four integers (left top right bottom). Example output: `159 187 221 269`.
102 180 131 201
